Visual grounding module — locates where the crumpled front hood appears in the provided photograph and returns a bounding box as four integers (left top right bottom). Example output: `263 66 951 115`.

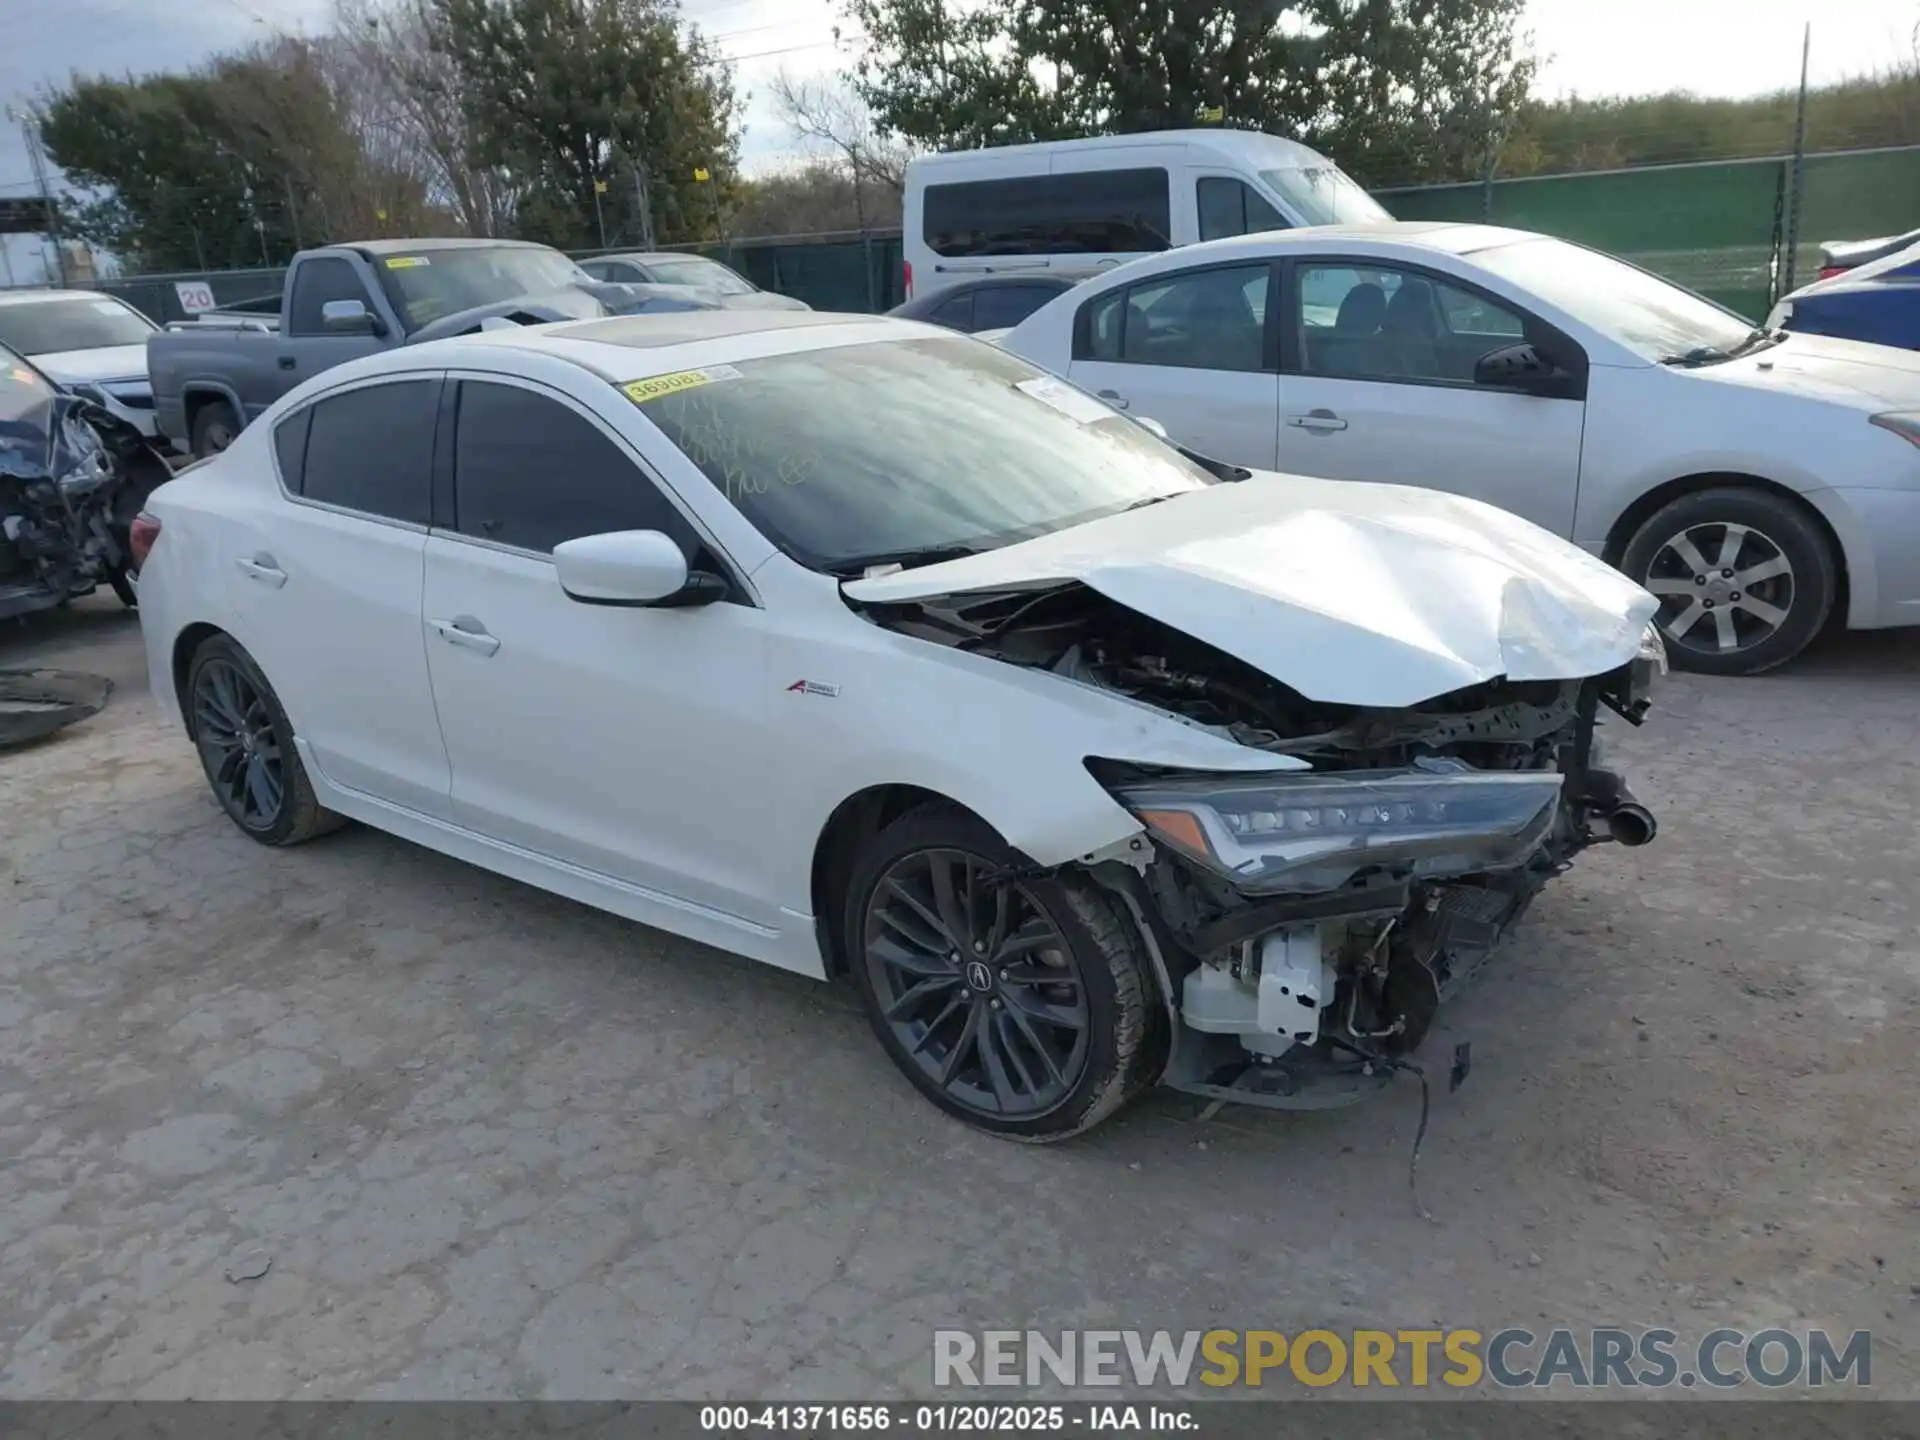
843 476 1659 708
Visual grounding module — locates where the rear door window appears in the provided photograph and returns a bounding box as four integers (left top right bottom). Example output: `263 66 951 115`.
923 170 1171 258
1075 264 1272 373
297 379 437 522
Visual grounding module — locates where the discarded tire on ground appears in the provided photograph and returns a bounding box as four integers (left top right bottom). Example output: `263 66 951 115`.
0 669 114 748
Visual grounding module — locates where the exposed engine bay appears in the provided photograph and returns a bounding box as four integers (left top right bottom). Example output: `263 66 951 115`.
2 353 170 623
854 578 1662 1111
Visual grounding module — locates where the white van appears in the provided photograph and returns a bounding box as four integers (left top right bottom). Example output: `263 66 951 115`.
901 129 1388 301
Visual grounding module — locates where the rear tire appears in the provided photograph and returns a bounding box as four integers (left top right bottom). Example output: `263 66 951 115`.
1621 487 1836 676
185 634 344 846
190 400 241 460
843 801 1153 1141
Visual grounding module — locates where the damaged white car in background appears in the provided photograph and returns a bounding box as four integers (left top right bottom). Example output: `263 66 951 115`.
131 313 1663 1141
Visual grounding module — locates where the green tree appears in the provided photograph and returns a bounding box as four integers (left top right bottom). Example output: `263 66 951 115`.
431 0 742 247
39 38 441 272
843 0 1533 186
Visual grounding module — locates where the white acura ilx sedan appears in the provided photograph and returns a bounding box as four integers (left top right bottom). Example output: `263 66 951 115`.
132 312 1663 1139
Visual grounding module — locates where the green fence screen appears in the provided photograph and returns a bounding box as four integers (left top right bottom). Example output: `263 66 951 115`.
1381 158 1788 318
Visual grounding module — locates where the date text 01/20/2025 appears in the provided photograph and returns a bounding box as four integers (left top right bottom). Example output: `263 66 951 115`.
699 1404 1197 1432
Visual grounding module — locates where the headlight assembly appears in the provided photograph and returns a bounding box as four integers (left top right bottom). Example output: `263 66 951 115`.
1112 763 1564 895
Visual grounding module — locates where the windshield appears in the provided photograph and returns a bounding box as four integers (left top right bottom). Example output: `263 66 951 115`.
0 296 155 356
643 257 756 296
1472 237 1755 361
376 247 594 330
1258 166 1390 227
627 338 1214 571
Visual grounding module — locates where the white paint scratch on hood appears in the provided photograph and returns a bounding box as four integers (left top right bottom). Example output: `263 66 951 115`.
844 475 1659 708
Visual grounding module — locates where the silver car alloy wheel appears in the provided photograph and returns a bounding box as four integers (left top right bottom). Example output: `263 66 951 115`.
1643 521 1796 656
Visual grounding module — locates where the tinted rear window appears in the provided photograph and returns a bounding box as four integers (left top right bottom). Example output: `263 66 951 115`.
299 380 437 523
923 169 1170 258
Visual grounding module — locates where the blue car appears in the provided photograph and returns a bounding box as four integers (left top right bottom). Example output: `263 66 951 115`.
1770 240 1920 351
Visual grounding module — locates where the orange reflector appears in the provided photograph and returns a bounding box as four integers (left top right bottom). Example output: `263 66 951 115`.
1135 808 1212 857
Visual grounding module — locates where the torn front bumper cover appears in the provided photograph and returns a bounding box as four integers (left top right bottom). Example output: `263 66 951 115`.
1090 732 1656 1113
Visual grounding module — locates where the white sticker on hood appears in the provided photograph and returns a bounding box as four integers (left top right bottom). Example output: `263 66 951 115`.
1015 375 1116 425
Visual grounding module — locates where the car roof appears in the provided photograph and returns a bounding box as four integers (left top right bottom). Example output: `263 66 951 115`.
0 288 124 307
1111 220 1541 266
341 237 555 256
908 127 1331 171
585 252 719 265
352 311 936 388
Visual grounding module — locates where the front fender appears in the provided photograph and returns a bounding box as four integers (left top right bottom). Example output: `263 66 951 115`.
763 626 1299 917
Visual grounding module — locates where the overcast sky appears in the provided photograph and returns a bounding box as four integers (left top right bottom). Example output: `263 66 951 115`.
4 0 1916 283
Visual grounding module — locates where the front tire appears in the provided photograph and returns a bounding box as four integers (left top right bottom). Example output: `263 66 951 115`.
186 634 343 846
1621 487 1836 675
843 802 1154 1141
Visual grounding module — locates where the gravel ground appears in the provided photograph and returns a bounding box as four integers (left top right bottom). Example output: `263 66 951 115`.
1 598 1915 1401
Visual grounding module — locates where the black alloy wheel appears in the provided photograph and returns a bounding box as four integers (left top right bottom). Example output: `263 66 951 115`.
193 654 285 831
864 846 1091 1120
845 802 1156 1140
186 634 344 846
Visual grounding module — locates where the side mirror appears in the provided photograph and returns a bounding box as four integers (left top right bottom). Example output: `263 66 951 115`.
1473 341 1566 393
1133 415 1171 440
321 299 382 335
553 530 726 608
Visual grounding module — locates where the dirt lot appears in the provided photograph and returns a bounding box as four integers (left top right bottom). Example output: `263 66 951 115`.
0 597 1915 1401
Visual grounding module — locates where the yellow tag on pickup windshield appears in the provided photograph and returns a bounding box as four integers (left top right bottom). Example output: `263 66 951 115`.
384 255 429 269
620 365 740 404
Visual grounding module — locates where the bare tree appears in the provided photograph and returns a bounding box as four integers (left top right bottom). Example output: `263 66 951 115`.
327 0 524 236
769 70 908 232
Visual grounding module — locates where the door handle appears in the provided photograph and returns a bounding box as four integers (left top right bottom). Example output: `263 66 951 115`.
1096 389 1130 410
1287 409 1348 433
430 616 501 657
277 356 297 371
234 553 287 588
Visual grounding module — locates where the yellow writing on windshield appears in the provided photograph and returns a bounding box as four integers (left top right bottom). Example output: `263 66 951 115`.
384 256 430 269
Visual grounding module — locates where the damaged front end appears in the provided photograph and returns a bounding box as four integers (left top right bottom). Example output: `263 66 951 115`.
2 351 169 622
858 579 1662 1111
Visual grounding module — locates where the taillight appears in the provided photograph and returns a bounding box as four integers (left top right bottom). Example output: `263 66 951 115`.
128 512 161 571
1818 265 1846 280
903 258 913 299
